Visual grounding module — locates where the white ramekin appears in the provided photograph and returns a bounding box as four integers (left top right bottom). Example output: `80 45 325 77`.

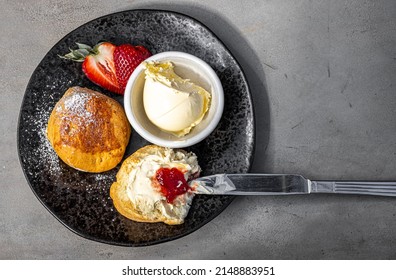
123 51 224 148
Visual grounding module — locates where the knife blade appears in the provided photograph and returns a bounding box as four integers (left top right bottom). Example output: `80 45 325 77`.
190 174 396 197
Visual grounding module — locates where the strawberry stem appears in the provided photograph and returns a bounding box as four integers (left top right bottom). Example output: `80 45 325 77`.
58 42 98 62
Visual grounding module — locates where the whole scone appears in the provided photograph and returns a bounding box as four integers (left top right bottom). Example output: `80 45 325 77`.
110 145 200 225
47 86 131 172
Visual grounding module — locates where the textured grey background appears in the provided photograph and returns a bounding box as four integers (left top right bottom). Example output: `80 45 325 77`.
1 0 396 259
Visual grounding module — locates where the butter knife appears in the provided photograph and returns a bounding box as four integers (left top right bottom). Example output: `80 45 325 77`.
190 174 396 197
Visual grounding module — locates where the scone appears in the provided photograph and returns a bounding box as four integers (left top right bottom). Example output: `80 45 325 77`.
47 86 131 173
110 145 200 225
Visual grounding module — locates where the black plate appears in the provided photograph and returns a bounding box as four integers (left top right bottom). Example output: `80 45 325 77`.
17 9 254 246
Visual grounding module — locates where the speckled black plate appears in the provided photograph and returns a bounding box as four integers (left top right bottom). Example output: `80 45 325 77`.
17 9 254 246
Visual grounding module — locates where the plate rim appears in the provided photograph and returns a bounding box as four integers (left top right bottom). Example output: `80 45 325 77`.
17 8 256 247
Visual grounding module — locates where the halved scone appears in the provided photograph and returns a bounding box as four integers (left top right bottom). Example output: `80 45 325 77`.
110 145 200 225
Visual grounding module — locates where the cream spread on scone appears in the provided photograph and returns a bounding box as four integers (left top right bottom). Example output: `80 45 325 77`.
126 148 200 222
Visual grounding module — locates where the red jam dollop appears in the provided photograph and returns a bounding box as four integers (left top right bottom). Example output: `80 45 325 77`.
155 167 191 203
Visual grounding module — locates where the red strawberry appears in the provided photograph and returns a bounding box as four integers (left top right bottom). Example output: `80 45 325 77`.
60 42 151 94
60 42 121 93
113 44 152 92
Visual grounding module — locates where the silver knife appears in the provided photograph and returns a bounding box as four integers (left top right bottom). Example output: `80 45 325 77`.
190 174 396 197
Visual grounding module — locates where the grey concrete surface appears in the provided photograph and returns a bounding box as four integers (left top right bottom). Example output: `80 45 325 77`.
1 0 396 259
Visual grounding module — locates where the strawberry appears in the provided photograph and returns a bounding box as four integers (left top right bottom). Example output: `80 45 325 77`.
60 42 121 93
114 44 151 92
60 42 151 94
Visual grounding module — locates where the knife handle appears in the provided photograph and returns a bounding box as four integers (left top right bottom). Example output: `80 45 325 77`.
310 181 396 196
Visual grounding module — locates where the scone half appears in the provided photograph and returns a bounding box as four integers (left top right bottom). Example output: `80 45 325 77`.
110 145 200 225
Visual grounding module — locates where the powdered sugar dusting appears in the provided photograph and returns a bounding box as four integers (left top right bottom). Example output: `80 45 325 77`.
62 91 93 119
26 96 62 177
57 90 97 130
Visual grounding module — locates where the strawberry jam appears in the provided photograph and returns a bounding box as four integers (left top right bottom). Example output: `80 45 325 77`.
155 167 190 203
